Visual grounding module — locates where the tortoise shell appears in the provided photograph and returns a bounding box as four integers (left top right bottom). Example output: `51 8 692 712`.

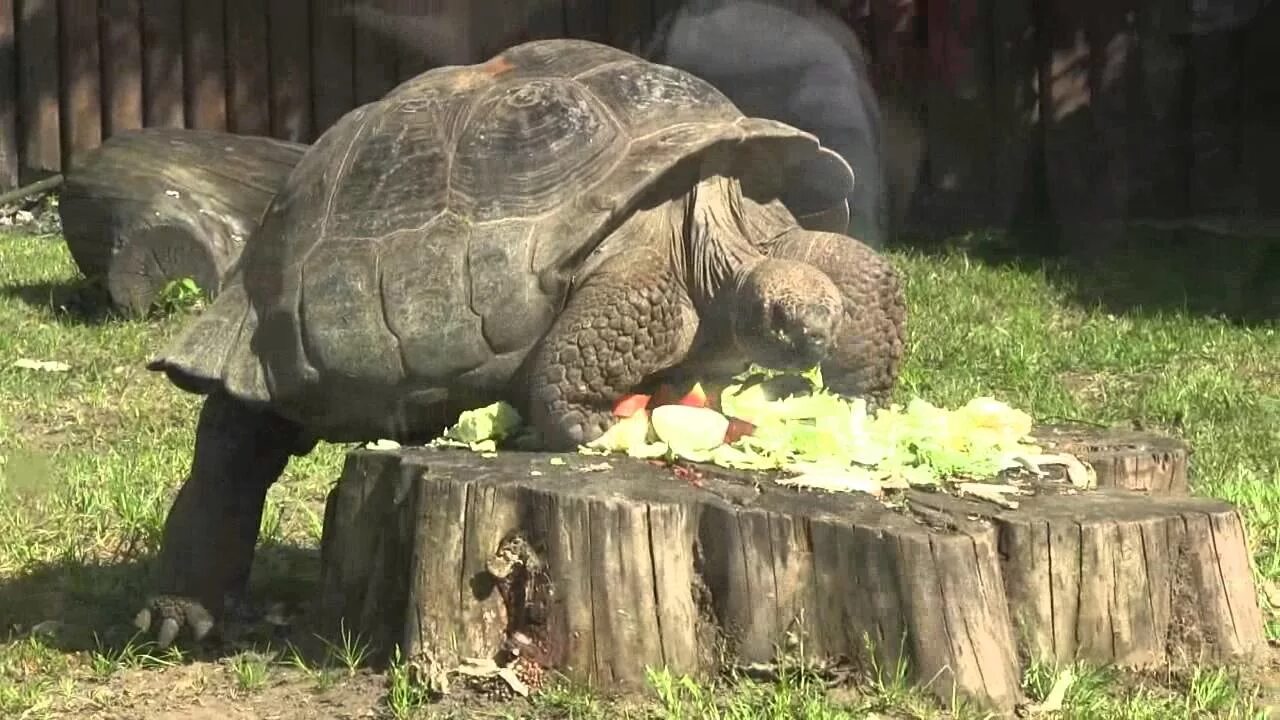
151 38 854 440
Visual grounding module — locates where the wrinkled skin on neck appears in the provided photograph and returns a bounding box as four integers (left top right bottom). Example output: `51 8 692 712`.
592 170 842 381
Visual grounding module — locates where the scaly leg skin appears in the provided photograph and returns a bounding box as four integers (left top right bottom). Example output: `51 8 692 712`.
527 246 698 450
134 391 309 649
765 230 906 406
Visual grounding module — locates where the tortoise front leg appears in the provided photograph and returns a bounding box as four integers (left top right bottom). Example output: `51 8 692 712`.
526 247 699 450
134 391 311 648
763 230 906 405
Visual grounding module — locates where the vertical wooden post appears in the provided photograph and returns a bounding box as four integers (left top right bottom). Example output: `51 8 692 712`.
310 0 354 137
918 0 994 234
100 0 145 139
17 0 60 181
58 0 103 169
985 0 1039 230
0 0 17 188
563 0 608 44
142 0 186 128
1038 0 1140 261
353 0 399 104
606 0 650 51
226 0 272 135
183 0 228 130
270 0 314 141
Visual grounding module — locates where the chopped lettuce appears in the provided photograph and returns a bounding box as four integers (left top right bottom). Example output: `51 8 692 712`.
427 370 1068 498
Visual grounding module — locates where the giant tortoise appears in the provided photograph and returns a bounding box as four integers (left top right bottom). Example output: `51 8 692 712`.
135 38 906 646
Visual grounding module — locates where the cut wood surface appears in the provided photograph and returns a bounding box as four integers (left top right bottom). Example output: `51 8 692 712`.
1030 423 1190 494
318 427 1264 712
58 128 306 314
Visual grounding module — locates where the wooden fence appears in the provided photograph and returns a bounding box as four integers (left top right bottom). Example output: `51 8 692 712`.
1 0 1277 242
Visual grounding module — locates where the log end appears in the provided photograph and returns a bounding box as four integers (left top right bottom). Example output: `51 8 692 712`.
105 224 224 314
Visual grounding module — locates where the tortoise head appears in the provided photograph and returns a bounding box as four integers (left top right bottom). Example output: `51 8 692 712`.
730 258 844 371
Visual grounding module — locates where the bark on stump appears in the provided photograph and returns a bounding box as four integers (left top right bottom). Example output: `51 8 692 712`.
317 427 1262 713
58 128 305 314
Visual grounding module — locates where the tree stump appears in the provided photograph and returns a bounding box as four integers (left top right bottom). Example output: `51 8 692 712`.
317 427 1263 712
1030 423 1190 494
58 128 305 314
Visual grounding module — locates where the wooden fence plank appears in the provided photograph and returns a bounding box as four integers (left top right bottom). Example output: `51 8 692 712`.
470 0 557 59
986 0 1037 228
100 0 145 139
268 0 314 141
58 0 102 168
226 0 271 135
0 0 17 188
869 0 924 91
310 0 355 136
1187 29 1251 216
606 0 651 51
562 0 608 44
918 0 995 232
17 0 60 180
1038 0 1139 260
141 0 185 128
649 0 683 32
353 0 400 104
184 0 227 130
391 0 430 83
524 0 567 41
1243 1 1280 212
17 0 58 180
1127 8 1189 221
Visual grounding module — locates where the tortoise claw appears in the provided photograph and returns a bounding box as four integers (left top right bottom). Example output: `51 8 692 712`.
156 618 181 649
133 594 218 649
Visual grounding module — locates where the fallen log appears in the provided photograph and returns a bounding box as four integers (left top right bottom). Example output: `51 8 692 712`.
58 128 305 314
316 426 1262 712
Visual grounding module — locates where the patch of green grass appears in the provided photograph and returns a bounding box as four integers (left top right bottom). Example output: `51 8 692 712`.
1021 660 1270 720
227 651 272 693
0 230 1276 719
893 245 1280 618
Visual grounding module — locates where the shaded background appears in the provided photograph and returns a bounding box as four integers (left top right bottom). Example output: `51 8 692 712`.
1 0 1278 313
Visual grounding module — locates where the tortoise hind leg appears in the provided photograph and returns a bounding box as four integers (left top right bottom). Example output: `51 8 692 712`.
134 391 312 648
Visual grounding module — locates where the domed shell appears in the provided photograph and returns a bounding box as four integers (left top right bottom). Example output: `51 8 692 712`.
152 38 854 439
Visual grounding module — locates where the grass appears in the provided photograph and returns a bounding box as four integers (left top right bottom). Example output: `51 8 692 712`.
0 227 1277 718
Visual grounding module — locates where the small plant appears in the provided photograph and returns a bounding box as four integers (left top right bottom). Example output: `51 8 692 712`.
89 634 183 678
228 652 271 693
151 276 206 316
384 646 432 720
283 642 339 691
318 621 372 675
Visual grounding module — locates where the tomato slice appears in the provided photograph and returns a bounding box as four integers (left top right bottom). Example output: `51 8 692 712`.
612 393 652 418
724 417 757 443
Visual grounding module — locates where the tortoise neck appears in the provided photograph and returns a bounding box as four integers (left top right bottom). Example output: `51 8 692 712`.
680 173 765 315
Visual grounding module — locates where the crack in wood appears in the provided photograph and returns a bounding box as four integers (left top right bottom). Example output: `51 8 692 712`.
643 505 669 670
1207 511 1242 647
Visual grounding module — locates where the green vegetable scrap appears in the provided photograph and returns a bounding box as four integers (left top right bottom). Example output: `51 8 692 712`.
430 401 524 453
423 368 1085 501
580 367 1060 497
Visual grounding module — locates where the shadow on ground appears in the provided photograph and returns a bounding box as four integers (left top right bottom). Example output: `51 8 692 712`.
898 224 1280 325
0 541 331 662
0 276 125 327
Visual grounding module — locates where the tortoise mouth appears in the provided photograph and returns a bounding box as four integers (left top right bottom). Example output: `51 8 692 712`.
748 329 833 371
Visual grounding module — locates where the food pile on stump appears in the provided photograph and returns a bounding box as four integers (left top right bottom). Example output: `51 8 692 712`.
393 365 1095 508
